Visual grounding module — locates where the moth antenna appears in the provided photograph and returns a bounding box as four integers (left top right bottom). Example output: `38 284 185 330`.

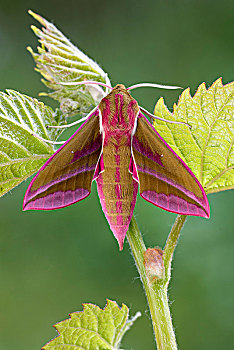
31 133 66 144
59 80 113 90
48 116 88 129
127 82 182 91
140 106 191 128
48 106 98 129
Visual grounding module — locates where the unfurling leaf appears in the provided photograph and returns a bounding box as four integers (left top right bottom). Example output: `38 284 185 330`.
0 90 63 197
28 10 111 117
153 78 234 194
42 300 141 350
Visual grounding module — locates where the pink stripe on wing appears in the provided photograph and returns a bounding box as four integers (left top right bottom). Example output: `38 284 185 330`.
24 189 90 211
141 190 208 217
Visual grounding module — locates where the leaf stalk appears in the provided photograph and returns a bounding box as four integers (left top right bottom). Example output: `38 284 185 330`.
127 215 187 350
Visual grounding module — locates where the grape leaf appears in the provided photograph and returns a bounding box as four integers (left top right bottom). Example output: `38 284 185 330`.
42 300 141 350
153 78 234 194
28 10 111 117
0 90 64 197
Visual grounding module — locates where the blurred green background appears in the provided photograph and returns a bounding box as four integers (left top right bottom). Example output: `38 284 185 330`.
0 0 233 349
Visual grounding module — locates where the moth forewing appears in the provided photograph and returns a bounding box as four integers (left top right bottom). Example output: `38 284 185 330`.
132 113 210 218
23 108 102 210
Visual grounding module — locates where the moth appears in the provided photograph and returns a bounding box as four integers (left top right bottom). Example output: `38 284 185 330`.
23 82 210 250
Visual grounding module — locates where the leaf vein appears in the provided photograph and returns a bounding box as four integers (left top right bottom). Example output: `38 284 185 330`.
199 90 234 183
205 165 234 189
57 325 112 349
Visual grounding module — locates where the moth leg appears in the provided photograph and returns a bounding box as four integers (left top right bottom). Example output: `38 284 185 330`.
47 106 99 129
31 133 66 145
139 106 191 128
47 114 90 129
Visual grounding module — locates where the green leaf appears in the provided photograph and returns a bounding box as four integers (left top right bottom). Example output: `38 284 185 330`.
153 78 234 194
28 10 111 117
0 90 63 197
42 300 141 350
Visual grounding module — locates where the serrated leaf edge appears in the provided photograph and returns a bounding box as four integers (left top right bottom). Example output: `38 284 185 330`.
42 300 140 350
154 78 234 194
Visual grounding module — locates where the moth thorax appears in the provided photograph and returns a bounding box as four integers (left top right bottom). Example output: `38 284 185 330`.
99 89 139 133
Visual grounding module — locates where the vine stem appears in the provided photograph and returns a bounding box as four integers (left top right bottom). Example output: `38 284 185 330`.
127 215 187 350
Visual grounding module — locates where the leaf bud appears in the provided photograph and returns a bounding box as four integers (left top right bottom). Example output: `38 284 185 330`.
144 248 165 282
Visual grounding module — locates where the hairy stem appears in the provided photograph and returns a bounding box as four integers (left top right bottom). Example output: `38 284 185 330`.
127 215 187 350
163 215 187 286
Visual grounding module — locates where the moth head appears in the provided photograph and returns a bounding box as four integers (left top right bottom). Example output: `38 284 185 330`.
113 84 126 90
105 84 133 100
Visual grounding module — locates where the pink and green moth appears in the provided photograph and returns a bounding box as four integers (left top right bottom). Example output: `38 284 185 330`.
23 82 210 250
